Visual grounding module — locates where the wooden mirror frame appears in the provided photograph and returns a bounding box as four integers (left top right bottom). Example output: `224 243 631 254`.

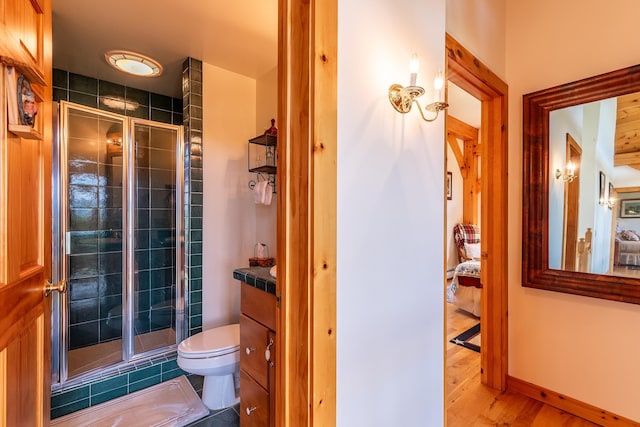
523 64 640 305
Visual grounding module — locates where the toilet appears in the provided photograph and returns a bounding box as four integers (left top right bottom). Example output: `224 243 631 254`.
177 323 240 410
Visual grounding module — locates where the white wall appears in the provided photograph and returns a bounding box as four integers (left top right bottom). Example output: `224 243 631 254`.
337 0 445 424
506 0 640 420
202 64 257 329
446 0 506 80
548 106 583 269
446 142 463 271
254 67 278 256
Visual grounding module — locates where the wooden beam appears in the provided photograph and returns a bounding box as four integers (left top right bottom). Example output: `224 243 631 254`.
447 134 466 177
311 0 337 424
448 115 479 141
277 0 337 425
614 151 640 167
616 186 640 193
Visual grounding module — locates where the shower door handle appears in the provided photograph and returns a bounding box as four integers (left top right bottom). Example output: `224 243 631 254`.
44 279 67 297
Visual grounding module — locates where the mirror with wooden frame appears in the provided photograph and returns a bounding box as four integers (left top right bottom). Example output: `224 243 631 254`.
523 64 640 305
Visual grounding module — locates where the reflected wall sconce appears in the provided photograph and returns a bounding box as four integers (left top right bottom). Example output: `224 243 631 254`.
606 198 615 209
388 53 448 122
555 162 577 182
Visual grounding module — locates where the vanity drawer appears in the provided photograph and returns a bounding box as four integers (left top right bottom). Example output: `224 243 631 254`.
240 282 276 330
240 370 269 427
240 314 269 389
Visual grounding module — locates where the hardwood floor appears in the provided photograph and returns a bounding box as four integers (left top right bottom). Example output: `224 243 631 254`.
445 301 599 426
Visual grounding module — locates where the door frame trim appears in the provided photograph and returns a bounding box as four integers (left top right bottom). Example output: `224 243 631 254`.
276 0 338 425
446 33 509 390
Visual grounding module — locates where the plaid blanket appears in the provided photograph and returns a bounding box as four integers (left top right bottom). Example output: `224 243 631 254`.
453 223 480 251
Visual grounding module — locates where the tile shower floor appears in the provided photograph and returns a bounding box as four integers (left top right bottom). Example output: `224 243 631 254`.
67 329 176 377
186 375 240 427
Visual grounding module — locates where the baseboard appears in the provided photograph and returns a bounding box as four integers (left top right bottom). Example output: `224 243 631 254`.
507 376 639 426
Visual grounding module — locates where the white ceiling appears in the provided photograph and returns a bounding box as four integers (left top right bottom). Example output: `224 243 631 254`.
52 0 278 98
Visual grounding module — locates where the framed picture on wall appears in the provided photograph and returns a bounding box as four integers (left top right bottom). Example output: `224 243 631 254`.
446 171 452 200
599 171 606 205
620 199 640 218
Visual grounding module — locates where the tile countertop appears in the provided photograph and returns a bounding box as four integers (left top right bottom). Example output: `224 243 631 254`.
233 266 276 295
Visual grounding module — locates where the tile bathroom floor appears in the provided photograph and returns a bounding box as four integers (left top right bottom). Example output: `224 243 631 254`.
186 375 240 427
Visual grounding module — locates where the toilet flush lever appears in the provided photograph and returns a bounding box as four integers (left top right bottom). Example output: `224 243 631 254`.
265 338 274 366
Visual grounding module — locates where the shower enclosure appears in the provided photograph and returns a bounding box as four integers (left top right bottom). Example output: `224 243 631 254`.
52 102 185 384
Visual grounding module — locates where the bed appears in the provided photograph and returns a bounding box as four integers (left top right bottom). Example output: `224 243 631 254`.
615 229 640 267
446 224 482 317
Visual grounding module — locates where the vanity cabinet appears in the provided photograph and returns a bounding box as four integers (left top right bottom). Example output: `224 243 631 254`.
240 281 276 427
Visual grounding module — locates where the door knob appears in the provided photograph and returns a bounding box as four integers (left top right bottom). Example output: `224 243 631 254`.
44 279 67 297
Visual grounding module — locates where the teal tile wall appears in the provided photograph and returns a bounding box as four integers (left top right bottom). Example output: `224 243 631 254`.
52 69 183 125
183 57 204 338
50 358 185 419
50 57 203 420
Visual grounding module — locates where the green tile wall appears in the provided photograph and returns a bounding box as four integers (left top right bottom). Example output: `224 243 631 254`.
50 57 203 420
183 57 204 338
50 358 184 419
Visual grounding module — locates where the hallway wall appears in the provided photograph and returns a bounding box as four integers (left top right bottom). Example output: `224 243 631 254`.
506 0 640 420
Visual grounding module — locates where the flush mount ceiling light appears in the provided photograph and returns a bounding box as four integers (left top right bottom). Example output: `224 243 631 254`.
105 50 163 77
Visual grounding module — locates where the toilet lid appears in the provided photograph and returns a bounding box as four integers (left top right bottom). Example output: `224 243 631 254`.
178 323 239 358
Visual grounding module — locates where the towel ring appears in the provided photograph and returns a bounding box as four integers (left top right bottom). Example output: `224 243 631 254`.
248 172 276 193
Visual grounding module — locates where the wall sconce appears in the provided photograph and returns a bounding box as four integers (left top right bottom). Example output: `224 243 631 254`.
606 197 615 209
388 54 448 122
555 162 577 182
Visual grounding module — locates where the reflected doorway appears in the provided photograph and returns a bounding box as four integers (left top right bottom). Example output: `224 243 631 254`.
562 134 582 271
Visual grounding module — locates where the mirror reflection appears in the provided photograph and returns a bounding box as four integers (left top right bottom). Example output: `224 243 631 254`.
549 91 640 278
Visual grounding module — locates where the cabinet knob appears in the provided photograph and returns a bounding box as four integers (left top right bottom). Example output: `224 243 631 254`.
246 347 255 355
246 406 257 415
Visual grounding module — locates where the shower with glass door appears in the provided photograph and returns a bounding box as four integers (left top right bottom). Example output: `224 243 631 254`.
52 101 185 384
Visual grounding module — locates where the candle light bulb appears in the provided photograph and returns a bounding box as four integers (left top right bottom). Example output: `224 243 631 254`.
409 53 419 86
567 161 575 176
433 70 444 102
433 71 444 91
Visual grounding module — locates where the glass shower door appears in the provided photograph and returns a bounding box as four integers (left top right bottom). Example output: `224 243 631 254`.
131 121 180 355
64 106 127 378
58 103 183 383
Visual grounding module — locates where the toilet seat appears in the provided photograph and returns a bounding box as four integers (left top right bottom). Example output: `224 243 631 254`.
178 323 239 359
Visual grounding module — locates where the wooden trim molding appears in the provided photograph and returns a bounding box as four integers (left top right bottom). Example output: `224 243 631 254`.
446 33 509 391
276 0 337 425
507 376 639 426
522 64 640 305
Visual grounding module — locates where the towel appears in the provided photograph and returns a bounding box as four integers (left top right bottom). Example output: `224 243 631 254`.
263 182 273 206
253 180 267 204
253 180 273 205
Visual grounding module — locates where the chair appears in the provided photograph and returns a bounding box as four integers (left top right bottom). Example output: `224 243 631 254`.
453 223 481 262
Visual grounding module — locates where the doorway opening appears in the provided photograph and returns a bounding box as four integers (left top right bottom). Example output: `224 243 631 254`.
444 34 509 406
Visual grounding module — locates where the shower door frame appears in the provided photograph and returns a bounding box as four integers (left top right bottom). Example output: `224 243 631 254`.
52 101 185 388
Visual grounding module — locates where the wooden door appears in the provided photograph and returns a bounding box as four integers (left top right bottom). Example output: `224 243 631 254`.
0 0 53 425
